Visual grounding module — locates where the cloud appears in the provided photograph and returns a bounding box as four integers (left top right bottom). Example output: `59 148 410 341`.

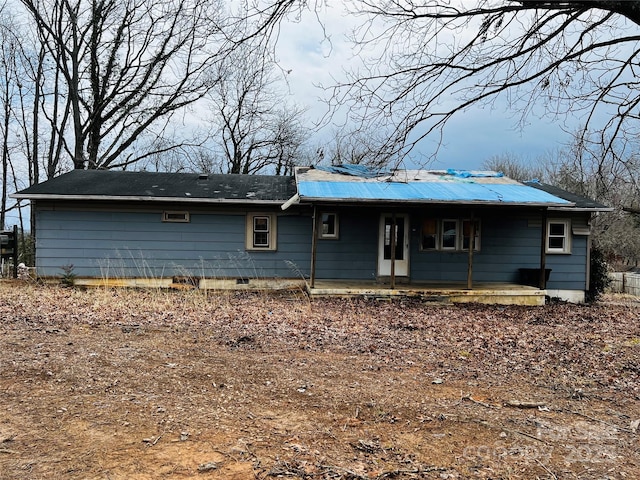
274 3 578 169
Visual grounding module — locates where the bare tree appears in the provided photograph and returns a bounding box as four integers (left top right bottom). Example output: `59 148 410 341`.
315 127 404 170
0 10 24 229
326 1 640 164
483 142 640 266
271 108 307 175
184 147 224 174
482 152 553 182
206 43 308 175
133 136 203 173
7 23 65 236
19 0 303 170
544 137 640 266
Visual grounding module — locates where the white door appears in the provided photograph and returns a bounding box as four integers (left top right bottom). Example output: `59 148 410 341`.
378 214 409 277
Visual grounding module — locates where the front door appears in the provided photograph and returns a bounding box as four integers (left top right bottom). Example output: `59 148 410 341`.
378 214 409 277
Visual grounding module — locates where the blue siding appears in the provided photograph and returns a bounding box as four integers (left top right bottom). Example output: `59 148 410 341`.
34 206 590 292
314 211 378 280
35 209 311 279
410 214 588 290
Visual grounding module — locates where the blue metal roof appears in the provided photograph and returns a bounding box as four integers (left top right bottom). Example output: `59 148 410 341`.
297 180 572 205
316 164 389 178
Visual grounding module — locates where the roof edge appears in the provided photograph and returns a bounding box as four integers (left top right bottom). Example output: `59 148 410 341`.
10 193 288 205
296 196 574 207
548 206 614 213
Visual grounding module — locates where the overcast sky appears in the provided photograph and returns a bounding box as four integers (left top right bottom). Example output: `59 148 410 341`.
274 5 576 171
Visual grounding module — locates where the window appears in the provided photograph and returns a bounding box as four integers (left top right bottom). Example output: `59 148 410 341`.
441 219 458 250
383 216 405 260
421 218 438 250
462 219 481 251
246 213 277 251
319 213 339 239
547 219 570 254
162 211 190 223
253 216 270 247
420 217 481 251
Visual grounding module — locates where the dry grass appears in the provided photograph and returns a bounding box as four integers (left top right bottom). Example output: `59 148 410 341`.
0 281 639 479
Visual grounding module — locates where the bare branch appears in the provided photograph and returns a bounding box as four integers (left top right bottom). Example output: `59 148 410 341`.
326 1 640 165
19 0 302 170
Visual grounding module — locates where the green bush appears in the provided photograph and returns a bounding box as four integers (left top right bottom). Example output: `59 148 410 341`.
587 244 610 302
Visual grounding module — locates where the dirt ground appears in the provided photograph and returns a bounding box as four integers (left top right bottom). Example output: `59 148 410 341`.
0 282 639 479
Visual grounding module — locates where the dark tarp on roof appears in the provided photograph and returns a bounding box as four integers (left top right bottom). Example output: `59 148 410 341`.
14 170 297 203
315 164 390 178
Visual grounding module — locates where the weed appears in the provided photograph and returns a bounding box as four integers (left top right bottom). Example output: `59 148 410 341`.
60 264 77 287
587 245 611 302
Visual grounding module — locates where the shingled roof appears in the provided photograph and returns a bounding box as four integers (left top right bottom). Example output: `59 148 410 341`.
13 170 297 204
13 167 611 213
524 181 613 212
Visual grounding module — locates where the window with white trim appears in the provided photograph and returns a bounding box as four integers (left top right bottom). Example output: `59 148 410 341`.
319 213 339 239
246 213 277 251
547 219 571 254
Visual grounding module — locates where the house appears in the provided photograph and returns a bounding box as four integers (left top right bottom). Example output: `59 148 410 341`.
12 166 611 304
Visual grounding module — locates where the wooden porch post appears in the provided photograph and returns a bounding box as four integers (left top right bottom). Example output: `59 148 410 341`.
467 212 475 290
390 213 396 289
539 208 548 290
585 225 592 292
310 206 318 288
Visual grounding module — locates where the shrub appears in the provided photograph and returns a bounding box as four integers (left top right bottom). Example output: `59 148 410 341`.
587 244 611 302
19 233 35 266
60 264 77 287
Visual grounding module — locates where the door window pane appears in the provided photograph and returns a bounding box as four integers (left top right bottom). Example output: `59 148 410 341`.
383 217 404 260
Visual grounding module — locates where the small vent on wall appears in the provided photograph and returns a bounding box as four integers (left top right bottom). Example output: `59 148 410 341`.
162 211 190 223
172 276 199 287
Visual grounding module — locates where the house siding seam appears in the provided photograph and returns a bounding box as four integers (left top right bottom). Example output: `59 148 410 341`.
408 215 588 290
33 206 590 292
314 211 379 280
35 209 311 279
